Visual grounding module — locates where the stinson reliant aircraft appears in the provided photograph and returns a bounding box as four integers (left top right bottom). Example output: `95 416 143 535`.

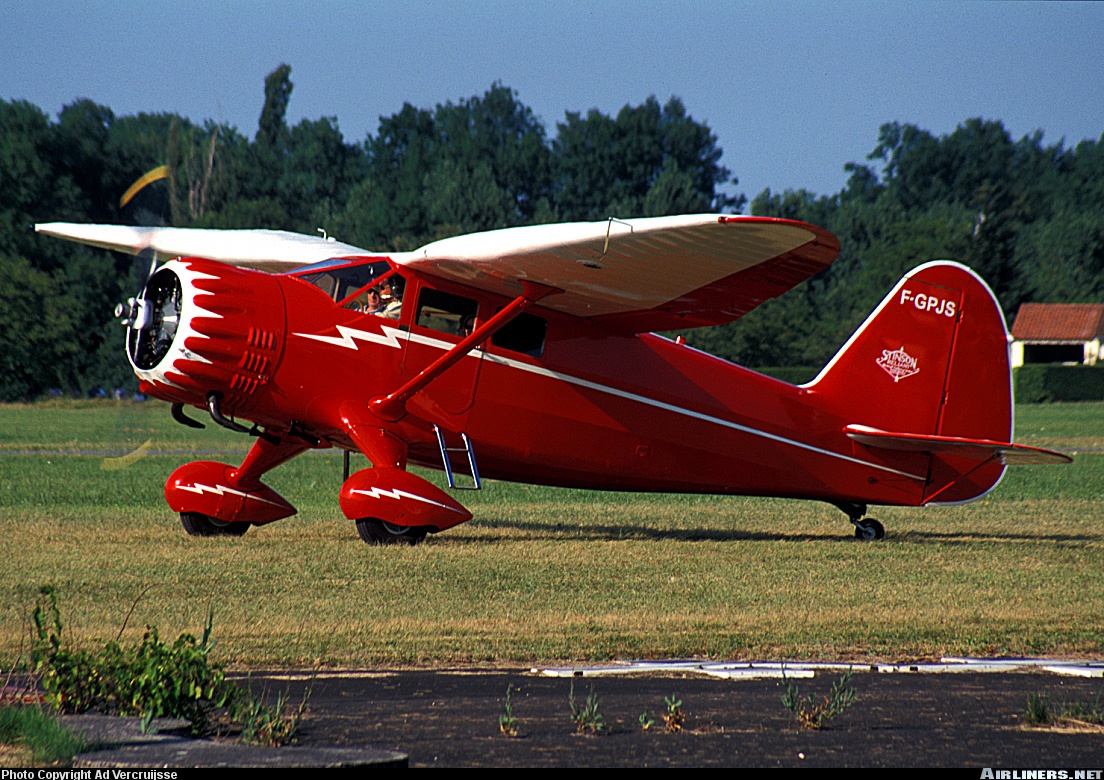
37 215 1069 544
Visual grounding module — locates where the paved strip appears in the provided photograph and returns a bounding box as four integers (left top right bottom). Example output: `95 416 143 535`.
63 713 407 769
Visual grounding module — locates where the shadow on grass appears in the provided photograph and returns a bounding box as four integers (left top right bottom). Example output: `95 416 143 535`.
444 519 1104 546
449 518 853 544
894 530 1103 544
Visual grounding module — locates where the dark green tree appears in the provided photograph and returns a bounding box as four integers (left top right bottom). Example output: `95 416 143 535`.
552 96 742 221
337 83 550 250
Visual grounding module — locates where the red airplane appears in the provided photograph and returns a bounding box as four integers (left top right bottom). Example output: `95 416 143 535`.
37 215 1069 544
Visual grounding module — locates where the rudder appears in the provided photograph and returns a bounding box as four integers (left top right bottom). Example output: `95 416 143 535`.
807 261 1013 448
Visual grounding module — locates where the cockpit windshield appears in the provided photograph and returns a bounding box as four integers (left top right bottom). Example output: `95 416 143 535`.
288 258 404 318
291 259 391 301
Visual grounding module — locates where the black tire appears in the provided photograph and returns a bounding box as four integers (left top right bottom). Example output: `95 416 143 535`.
180 512 250 537
853 517 886 541
356 518 428 546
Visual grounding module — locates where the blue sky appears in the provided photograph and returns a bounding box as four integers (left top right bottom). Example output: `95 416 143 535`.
3 1 1102 211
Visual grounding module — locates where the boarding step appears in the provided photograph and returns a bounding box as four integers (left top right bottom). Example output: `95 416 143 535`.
433 425 482 490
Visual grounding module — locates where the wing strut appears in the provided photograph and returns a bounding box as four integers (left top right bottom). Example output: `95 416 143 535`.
369 280 560 421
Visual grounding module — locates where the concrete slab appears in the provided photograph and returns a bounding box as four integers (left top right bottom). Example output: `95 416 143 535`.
535 657 1104 679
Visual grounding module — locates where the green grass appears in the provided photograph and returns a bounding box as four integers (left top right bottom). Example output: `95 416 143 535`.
1024 688 1104 727
0 400 1101 667
0 705 86 766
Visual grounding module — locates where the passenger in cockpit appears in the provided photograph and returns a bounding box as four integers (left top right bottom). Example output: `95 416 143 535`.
382 276 404 319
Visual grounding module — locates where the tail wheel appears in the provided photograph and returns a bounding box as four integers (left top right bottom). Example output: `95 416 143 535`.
180 512 250 537
853 518 885 541
356 518 428 546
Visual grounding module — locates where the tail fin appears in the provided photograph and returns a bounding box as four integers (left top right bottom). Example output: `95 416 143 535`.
808 260 1012 441
807 261 1015 502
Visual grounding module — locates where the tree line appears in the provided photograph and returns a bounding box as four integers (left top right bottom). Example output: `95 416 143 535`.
1 65 1102 400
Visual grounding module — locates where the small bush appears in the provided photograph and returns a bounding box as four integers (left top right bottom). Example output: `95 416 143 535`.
28 586 305 744
32 586 234 734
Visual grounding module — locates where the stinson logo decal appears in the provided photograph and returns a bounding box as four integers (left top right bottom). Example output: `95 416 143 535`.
877 347 919 383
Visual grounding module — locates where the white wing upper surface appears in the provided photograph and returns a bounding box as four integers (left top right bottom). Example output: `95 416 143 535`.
36 215 839 332
35 223 368 272
397 215 833 324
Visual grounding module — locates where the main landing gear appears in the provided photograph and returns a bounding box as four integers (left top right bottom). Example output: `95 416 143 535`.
355 518 429 546
834 502 886 541
180 511 250 537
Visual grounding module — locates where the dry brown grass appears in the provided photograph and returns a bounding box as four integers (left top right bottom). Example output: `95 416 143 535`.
1 402 1101 667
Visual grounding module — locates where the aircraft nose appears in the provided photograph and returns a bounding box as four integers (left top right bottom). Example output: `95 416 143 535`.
127 258 286 417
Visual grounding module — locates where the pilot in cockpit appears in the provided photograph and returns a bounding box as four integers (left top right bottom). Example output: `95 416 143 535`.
363 287 384 315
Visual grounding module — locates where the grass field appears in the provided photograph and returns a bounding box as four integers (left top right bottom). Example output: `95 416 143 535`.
1 400 1101 667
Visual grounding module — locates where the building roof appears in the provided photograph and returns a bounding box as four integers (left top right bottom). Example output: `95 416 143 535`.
1011 303 1104 341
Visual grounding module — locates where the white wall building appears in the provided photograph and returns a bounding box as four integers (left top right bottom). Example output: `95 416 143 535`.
1010 303 1104 368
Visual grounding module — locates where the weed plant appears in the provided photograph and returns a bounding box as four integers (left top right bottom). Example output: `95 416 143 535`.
568 680 604 735
1025 693 1051 725
498 684 519 737
1024 688 1104 727
232 683 311 746
662 694 685 733
782 669 857 729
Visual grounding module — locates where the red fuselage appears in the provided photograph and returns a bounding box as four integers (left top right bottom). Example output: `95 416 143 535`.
140 257 947 511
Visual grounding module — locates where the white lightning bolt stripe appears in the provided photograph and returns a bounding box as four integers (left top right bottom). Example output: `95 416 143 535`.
293 324 409 350
478 348 927 482
349 487 466 513
295 317 922 482
177 482 286 507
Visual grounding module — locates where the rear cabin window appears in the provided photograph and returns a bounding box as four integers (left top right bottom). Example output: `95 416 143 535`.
491 312 547 357
416 289 478 337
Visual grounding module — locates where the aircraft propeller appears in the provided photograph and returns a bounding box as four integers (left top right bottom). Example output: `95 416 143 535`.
101 166 172 470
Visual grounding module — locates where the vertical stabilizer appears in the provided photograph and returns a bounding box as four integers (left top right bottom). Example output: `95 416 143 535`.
806 261 1013 503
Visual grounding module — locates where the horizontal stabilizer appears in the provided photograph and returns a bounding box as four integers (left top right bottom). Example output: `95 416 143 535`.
844 424 1072 466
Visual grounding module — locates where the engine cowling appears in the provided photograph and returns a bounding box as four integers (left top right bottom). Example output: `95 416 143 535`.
126 258 286 418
